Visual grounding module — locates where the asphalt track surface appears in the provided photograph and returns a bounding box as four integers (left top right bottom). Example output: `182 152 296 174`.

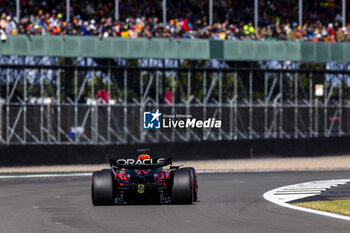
1 171 350 233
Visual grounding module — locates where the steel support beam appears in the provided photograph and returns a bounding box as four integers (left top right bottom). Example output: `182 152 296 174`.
163 0 167 25
254 0 258 29
299 0 303 26
66 0 70 22
115 0 119 20
342 0 346 28
209 0 213 25
16 0 20 23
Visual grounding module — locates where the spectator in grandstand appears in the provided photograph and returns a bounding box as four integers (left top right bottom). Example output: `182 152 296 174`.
0 0 349 42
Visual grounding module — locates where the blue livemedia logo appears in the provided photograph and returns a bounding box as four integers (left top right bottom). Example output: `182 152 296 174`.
143 110 162 129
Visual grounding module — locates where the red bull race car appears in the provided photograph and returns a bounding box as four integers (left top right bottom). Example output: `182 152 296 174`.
91 153 198 205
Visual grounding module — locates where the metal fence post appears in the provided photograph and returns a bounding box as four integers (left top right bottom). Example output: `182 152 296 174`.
264 72 268 138
155 71 159 142
279 72 283 138
339 74 343 135
218 72 222 140
23 70 27 143
234 72 238 140
171 72 175 142
140 70 144 143
324 77 327 137
74 69 78 143
107 67 111 142
0 77 2 143
91 71 95 142
47 103 51 143
124 69 127 143
40 69 44 142
186 70 191 141
57 70 61 142
249 71 253 139
294 73 298 139
203 71 207 140
6 68 9 144
309 72 313 137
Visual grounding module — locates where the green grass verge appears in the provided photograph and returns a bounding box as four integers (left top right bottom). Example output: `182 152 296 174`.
295 200 350 216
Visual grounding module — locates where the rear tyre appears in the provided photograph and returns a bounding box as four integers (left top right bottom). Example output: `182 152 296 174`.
91 169 114 206
171 169 193 204
181 167 198 201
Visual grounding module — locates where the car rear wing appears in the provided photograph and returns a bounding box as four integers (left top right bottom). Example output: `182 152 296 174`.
110 158 172 169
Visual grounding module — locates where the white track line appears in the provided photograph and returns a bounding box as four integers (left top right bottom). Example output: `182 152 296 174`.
264 179 350 221
0 173 92 179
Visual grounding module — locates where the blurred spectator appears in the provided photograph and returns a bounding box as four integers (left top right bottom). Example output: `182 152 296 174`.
97 90 108 105
0 0 349 42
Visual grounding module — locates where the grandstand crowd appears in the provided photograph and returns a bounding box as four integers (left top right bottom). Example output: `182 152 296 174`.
0 0 350 42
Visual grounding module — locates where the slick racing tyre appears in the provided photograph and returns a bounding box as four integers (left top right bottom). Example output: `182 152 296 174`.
91 169 114 206
171 169 193 204
181 167 198 201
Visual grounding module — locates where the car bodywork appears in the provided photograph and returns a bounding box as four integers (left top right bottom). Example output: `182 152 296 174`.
110 157 174 204
91 156 198 205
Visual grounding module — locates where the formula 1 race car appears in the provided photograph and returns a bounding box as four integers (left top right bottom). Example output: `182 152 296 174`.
91 154 198 205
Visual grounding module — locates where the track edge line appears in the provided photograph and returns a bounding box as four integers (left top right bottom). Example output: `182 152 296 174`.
263 180 350 221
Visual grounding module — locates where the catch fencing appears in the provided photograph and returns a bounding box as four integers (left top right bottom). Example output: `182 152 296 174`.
1 62 349 145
